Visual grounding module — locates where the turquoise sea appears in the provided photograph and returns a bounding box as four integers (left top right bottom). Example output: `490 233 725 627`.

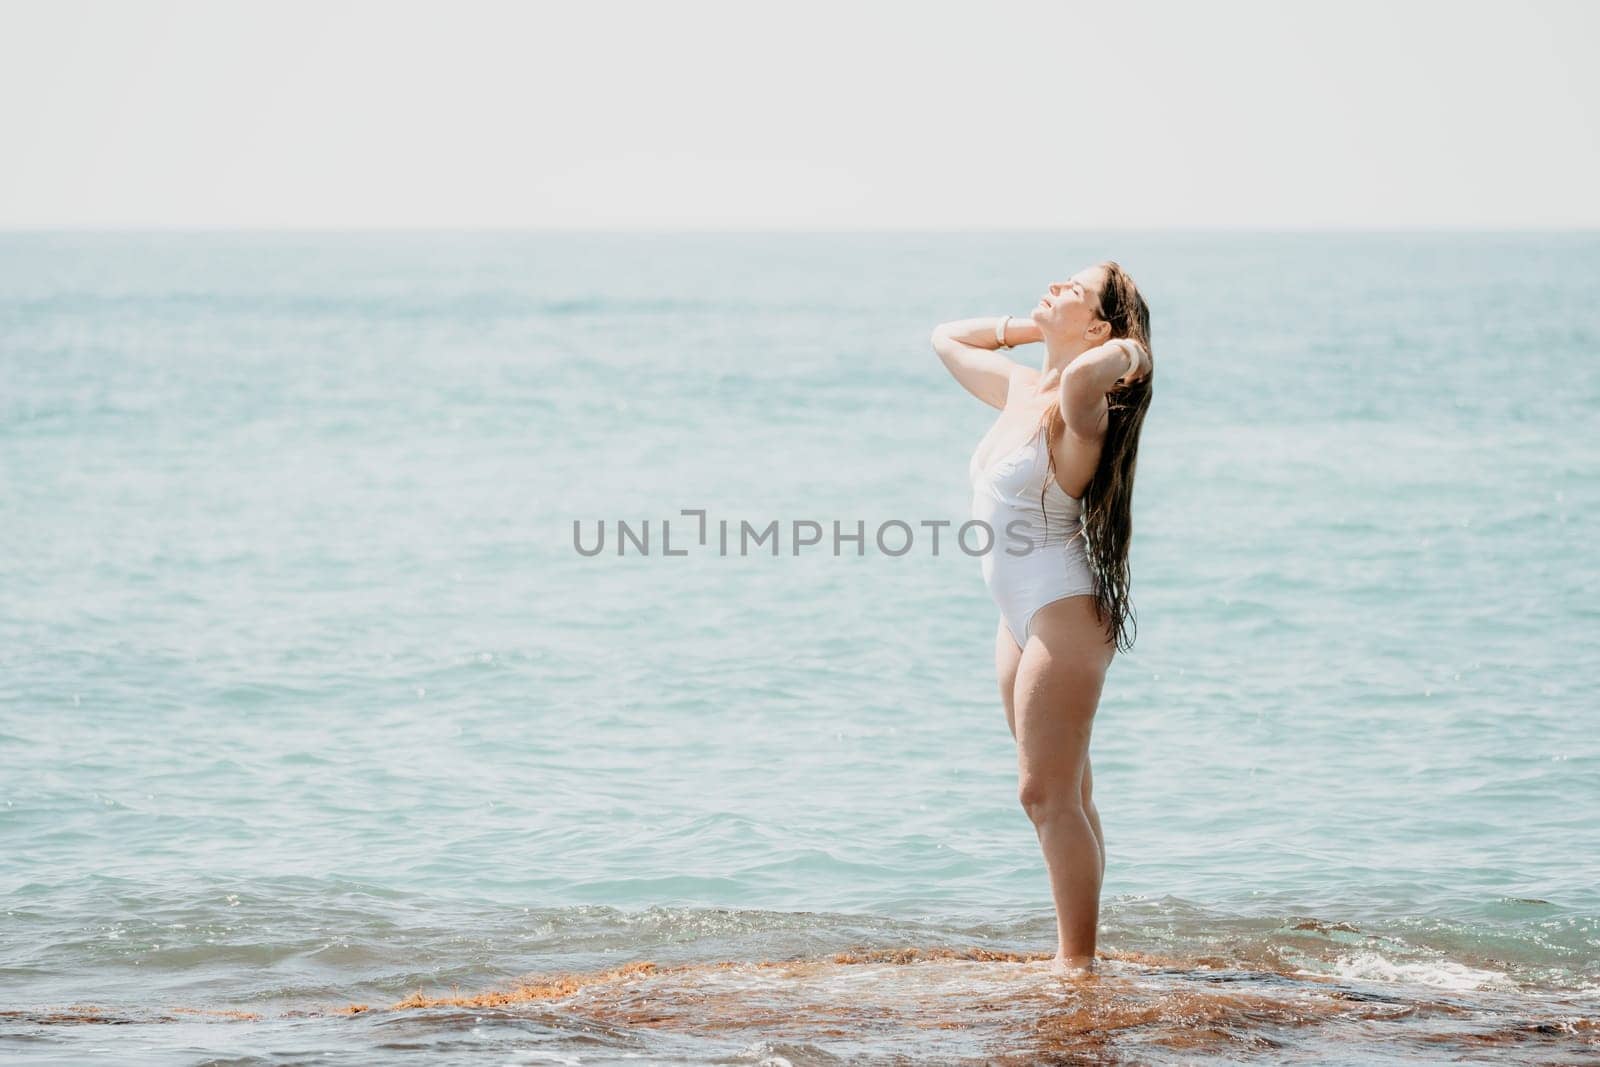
2 231 1597 1064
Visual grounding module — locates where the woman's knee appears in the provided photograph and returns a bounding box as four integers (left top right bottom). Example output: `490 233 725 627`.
1019 752 1094 821
1017 774 1086 825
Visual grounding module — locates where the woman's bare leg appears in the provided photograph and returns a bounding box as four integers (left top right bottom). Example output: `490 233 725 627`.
1013 595 1115 973
996 618 1022 740
1081 754 1105 877
1000 616 1105 870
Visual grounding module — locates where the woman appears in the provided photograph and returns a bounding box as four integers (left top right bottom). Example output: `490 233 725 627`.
931 261 1153 976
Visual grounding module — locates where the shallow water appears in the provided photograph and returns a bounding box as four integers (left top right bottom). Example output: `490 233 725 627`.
2 231 1597 1063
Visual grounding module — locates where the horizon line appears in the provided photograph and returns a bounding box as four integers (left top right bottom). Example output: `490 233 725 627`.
2 223 1599 235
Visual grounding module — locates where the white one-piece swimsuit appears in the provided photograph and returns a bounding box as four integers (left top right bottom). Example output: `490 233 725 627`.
969 422 1096 647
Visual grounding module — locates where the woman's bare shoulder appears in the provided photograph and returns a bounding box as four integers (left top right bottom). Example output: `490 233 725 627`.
997 364 1053 412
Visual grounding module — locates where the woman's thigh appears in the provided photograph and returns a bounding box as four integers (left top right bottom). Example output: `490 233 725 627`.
995 618 1023 741
1014 596 1115 803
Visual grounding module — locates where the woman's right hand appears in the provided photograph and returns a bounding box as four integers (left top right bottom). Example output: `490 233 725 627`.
1006 317 1044 346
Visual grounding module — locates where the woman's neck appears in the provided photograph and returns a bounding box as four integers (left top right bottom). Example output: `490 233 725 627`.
1039 334 1097 377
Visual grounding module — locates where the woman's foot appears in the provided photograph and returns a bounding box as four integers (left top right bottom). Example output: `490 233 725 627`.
1048 953 1096 977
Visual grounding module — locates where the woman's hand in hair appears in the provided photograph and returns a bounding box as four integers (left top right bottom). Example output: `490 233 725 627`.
1112 339 1150 387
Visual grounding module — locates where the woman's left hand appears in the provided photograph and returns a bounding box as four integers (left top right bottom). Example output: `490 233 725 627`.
1114 339 1150 386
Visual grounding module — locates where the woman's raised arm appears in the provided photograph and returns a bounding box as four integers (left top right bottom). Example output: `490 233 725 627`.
1057 339 1148 441
931 316 1042 409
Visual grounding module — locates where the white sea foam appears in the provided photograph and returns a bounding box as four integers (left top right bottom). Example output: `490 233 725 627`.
1310 950 1512 993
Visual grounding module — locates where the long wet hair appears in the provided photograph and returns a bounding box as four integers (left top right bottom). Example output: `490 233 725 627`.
1036 261 1153 653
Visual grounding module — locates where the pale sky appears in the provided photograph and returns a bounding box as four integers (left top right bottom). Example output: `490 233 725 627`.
1 0 1596 228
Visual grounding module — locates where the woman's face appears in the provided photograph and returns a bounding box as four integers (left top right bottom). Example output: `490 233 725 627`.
1030 265 1109 344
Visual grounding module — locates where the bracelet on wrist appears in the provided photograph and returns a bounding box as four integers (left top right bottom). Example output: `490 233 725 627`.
1118 340 1143 380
